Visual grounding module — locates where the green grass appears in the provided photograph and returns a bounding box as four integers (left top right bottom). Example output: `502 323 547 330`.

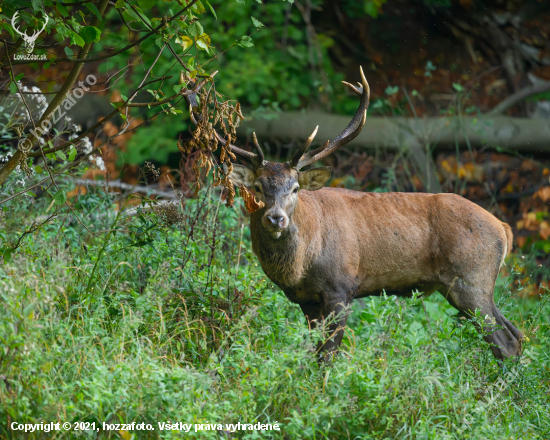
0 185 549 439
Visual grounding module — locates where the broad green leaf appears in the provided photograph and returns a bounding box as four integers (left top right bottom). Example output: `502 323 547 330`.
23 302 37 318
385 85 398 95
251 16 264 28
57 4 69 17
85 3 102 20
123 9 140 23
364 1 379 18
42 361 54 373
64 46 73 58
35 165 43 174
237 35 253 48
187 21 203 38
196 38 209 52
53 190 66 206
205 0 216 19
31 0 42 11
191 0 206 14
56 149 67 161
139 0 156 9
1 21 15 38
134 6 152 27
56 22 70 38
452 83 464 92
2 247 14 262
80 26 101 44
69 30 85 47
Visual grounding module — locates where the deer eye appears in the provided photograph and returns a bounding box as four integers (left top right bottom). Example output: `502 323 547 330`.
254 185 261 193
292 187 299 194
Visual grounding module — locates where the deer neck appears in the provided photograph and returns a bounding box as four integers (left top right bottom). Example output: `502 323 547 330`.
249 200 312 289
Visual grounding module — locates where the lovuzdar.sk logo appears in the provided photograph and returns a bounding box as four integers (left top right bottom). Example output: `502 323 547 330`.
11 10 49 60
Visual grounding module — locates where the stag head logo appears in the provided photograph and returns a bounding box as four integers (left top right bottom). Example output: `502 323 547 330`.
11 11 49 54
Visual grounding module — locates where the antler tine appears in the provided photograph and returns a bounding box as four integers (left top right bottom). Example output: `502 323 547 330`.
289 125 318 168
182 73 262 167
295 66 370 170
252 132 265 164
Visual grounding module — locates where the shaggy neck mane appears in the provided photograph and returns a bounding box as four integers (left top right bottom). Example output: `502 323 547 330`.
249 197 316 289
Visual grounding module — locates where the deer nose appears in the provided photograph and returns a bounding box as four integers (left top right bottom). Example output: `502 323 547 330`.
267 214 284 227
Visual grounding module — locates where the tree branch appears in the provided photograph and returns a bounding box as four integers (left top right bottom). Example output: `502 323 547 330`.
8 0 198 66
487 81 550 115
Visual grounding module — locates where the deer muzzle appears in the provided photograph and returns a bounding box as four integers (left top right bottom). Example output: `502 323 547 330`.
262 208 289 235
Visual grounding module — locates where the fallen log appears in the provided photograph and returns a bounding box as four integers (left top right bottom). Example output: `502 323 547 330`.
237 114 550 192
238 113 550 155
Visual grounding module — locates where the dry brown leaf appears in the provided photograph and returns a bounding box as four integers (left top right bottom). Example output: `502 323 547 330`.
540 221 550 240
534 186 550 202
238 184 265 213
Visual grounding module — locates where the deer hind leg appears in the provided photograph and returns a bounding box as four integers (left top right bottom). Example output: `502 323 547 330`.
441 279 522 360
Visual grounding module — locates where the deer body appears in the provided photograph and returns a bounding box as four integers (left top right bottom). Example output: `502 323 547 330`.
253 188 510 300
186 67 523 360
247 171 521 360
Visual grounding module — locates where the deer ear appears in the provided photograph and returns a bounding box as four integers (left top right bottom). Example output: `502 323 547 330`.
229 164 257 187
298 166 332 191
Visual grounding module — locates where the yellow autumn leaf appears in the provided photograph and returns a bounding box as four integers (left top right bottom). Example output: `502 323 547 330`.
179 36 193 50
198 33 211 45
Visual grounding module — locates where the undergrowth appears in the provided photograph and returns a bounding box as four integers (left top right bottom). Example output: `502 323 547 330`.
0 184 549 439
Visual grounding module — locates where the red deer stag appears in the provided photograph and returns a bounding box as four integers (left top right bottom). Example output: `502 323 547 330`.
185 67 523 360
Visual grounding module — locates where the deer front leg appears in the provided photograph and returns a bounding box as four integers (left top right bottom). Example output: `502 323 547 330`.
299 297 351 362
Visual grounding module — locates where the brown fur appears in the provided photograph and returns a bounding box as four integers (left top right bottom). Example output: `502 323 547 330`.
234 162 523 360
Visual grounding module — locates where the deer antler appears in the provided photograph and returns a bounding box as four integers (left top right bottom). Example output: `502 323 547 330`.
290 66 370 170
183 73 265 168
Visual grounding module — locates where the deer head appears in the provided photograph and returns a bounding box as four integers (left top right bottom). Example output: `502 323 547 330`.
185 67 370 238
11 11 49 54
